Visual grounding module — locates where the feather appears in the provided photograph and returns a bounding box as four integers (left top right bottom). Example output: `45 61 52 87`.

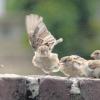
26 14 63 51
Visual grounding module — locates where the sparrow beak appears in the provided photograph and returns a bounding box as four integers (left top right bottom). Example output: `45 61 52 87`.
59 61 64 66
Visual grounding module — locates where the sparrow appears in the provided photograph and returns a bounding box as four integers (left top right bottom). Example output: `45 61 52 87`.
90 50 100 60
25 14 63 74
88 60 100 78
89 50 100 77
60 55 86 76
59 55 88 77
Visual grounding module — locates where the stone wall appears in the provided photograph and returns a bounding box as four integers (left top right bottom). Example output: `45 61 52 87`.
0 74 100 100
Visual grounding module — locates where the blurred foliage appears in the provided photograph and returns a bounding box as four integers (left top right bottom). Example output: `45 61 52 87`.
21 32 30 49
6 0 100 58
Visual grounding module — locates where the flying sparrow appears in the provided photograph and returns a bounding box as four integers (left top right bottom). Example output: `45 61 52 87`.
26 14 63 74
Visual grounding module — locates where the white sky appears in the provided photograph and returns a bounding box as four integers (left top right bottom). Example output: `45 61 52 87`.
0 0 5 16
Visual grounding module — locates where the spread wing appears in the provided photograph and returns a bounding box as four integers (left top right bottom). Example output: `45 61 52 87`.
26 14 63 51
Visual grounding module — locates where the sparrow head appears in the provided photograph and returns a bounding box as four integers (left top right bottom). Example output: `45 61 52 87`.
60 55 85 69
37 45 50 56
60 56 73 67
91 50 100 59
69 55 80 60
88 60 100 69
60 55 81 65
88 61 96 69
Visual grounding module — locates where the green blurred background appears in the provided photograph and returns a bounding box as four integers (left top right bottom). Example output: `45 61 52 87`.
0 0 100 75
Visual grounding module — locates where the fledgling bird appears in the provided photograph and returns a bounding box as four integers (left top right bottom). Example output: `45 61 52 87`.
26 14 63 74
89 50 100 78
88 60 100 78
59 55 97 78
59 55 89 77
90 50 100 60
59 54 100 78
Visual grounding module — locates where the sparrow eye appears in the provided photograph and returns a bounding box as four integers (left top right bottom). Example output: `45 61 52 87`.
95 52 99 55
63 60 66 62
62 59 67 63
67 59 71 61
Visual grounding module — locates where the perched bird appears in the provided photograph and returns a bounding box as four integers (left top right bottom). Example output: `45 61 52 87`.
60 55 84 76
88 60 100 78
26 14 63 74
90 50 100 60
89 50 100 78
59 55 89 77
